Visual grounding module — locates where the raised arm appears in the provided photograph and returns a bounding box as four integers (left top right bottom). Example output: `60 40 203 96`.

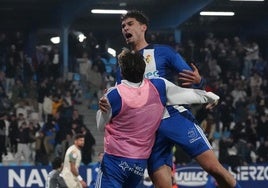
163 78 219 106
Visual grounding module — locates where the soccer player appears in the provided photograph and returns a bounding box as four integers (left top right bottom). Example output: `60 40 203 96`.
61 133 87 188
100 10 241 188
45 157 67 188
96 49 220 188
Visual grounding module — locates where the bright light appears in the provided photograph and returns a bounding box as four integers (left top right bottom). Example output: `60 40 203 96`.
200 11 235 16
230 0 264 1
107 48 116 57
78 33 87 42
50 37 60 44
91 9 128 14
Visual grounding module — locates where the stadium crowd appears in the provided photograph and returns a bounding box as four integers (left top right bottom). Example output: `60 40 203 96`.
0 30 267 168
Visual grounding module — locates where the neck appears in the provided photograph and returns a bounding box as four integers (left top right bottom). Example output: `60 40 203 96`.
131 40 148 51
74 144 81 150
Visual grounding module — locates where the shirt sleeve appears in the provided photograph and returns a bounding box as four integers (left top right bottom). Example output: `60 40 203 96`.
96 97 112 131
162 78 219 105
68 151 78 163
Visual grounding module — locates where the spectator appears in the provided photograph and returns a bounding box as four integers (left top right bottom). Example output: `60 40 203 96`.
10 79 25 105
243 41 259 79
5 56 16 94
51 94 63 117
37 79 49 122
89 152 104 188
42 118 60 161
8 113 19 155
249 71 262 98
81 126 95 165
92 56 106 75
87 64 103 109
15 121 31 164
235 133 253 165
256 139 268 163
45 156 67 188
218 137 234 165
0 119 7 162
71 109 83 127
35 131 49 165
43 92 53 122
28 121 40 162
60 133 74 159
79 52 92 91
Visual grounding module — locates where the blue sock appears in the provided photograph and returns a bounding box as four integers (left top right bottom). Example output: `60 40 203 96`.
234 182 241 188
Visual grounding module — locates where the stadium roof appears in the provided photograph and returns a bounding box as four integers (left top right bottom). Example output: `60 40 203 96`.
0 0 267 42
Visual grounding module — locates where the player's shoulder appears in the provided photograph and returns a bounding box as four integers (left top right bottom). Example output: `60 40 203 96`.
151 43 176 52
69 149 79 159
149 77 166 86
106 86 121 101
149 77 165 82
106 86 117 94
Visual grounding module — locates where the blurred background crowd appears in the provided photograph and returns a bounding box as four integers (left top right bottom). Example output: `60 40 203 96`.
0 29 267 168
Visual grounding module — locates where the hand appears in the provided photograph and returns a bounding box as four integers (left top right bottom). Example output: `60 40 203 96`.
178 63 201 86
80 180 87 188
205 101 218 110
99 97 110 113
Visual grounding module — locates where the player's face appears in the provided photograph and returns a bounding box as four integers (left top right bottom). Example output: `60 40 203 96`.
75 137 85 149
121 17 147 45
98 152 104 162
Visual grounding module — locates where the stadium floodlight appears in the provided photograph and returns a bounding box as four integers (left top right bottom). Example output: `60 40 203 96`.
91 9 128 14
50 36 60 44
78 33 86 42
107 48 116 57
200 11 235 16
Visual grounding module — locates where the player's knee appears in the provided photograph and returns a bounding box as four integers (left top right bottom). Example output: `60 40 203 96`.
151 165 172 188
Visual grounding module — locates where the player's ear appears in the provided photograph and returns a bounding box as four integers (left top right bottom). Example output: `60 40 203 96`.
141 24 147 32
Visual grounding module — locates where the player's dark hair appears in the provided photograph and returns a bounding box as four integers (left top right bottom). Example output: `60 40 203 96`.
74 133 84 140
52 157 62 169
118 49 145 83
121 10 149 27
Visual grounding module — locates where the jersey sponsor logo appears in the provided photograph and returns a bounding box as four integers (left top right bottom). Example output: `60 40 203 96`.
144 70 159 79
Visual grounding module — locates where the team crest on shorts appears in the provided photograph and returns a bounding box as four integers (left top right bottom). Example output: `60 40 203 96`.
188 127 201 143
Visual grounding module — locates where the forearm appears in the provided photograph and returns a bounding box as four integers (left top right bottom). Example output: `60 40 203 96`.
165 79 219 105
70 166 79 176
70 162 80 177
